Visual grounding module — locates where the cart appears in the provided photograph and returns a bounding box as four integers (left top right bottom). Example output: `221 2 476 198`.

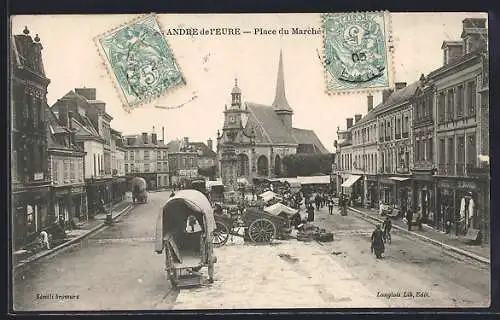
212 205 292 247
154 190 217 288
131 177 148 204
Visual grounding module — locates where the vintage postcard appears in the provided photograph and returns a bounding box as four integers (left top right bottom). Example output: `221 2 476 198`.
10 12 490 311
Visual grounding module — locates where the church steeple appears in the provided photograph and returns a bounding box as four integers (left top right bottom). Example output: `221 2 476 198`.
231 78 242 108
272 50 293 128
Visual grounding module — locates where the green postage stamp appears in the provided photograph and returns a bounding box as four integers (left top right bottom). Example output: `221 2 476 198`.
322 12 393 93
96 14 185 111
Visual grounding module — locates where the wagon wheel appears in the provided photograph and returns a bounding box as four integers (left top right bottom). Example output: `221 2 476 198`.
248 218 276 243
212 221 230 247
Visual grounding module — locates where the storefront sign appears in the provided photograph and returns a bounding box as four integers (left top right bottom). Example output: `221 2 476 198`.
438 180 456 189
34 172 44 181
457 181 477 190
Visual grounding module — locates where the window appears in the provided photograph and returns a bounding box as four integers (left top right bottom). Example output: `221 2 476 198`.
52 158 59 184
70 159 76 182
93 154 97 176
144 150 150 160
124 152 128 160
448 137 455 166
456 85 464 118
396 118 401 136
125 164 128 173
415 139 420 162
130 151 134 160
457 136 465 165
64 159 70 182
157 150 161 160
135 150 139 160
130 164 135 172
144 163 150 172
157 162 161 171
467 134 476 167
163 151 167 160
447 89 454 121
439 138 445 165
467 81 476 117
428 138 433 162
438 92 445 123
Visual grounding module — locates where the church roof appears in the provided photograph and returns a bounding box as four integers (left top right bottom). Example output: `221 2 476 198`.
244 102 327 153
291 128 329 153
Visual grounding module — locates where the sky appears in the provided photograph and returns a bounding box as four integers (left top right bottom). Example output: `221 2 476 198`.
12 12 487 152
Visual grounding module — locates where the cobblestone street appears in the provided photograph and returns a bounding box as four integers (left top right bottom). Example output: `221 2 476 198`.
13 192 490 311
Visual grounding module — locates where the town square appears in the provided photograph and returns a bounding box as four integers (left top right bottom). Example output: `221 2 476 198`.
10 12 490 310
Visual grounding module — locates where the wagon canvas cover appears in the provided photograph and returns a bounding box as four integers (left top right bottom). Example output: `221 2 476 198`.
264 203 298 216
155 189 216 253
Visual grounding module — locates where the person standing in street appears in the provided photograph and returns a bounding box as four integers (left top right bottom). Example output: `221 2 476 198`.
382 216 392 244
416 208 423 231
406 207 413 231
328 197 334 215
307 203 315 222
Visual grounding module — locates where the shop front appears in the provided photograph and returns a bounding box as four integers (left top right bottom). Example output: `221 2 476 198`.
436 177 485 240
411 171 436 227
378 176 411 213
365 175 378 208
85 177 114 218
12 186 51 249
340 174 362 202
71 186 86 220
111 178 127 204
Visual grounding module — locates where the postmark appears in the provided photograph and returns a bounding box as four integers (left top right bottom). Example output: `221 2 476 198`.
96 14 185 111
322 12 393 94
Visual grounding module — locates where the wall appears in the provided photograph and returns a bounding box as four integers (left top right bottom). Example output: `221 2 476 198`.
83 140 104 179
50 154 85 185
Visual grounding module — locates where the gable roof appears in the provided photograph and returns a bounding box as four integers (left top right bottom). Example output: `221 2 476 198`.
188 142 217 157
375 81 421 114
291 128 328 153
246 102 296 144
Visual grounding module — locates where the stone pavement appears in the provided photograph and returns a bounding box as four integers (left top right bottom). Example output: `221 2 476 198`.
13 200 132 271
348 206 490 262
171 237 389 309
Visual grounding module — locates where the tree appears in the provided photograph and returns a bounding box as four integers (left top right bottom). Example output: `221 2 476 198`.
282 153 334 177
198 165 216 179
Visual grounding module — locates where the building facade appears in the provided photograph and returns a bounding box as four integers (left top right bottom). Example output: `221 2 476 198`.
51 88 126 217
110 128 127 203
375 82 417 214
216 51 328 189
11 27 52 249
46 106 86 226
167 138 199 186
124 129 170 190
348 95 380 207
428 17 489 240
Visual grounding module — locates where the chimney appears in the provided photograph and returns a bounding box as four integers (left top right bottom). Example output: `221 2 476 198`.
75 88 97 100
142 132 148 144
382 89 393 103
367 94 374 112
346 118 353 129
441 41 464 65
207 138 213 151
461 18 487 54
354 114 362 124
152 133 157 145
162 127 165 142
395 82 407 90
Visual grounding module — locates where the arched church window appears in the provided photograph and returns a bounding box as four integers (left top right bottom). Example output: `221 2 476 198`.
257 155 268 176
237 153 249 177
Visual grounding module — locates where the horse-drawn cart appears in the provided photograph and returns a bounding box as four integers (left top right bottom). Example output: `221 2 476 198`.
212 206 292 247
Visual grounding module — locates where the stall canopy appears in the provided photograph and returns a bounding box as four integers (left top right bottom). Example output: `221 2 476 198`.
297 176 331 185
264 203 298 216
341 175 362 188
389 177 410 182
259 190 282 203
206 180 224 190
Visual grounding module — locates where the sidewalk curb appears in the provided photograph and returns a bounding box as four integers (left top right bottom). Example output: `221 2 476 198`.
348 207 490 265
14 203 133 274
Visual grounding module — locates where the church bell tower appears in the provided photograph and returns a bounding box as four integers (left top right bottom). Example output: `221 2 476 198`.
272 50 293 129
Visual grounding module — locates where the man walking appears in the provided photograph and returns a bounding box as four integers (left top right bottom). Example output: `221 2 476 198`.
406 207 413 231
328 197 334 215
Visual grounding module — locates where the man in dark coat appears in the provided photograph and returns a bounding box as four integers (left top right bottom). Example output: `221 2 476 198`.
371 225 385 258
307 203 315 222
406 207 414 231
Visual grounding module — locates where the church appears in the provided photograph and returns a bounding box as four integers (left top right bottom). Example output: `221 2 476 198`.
216 51 328 188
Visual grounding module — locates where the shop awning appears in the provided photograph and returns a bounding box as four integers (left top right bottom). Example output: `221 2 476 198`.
297 175 331 185
389 177 410 182
341 175 362 188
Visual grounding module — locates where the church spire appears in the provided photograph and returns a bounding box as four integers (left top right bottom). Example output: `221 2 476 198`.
272 50 292 112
